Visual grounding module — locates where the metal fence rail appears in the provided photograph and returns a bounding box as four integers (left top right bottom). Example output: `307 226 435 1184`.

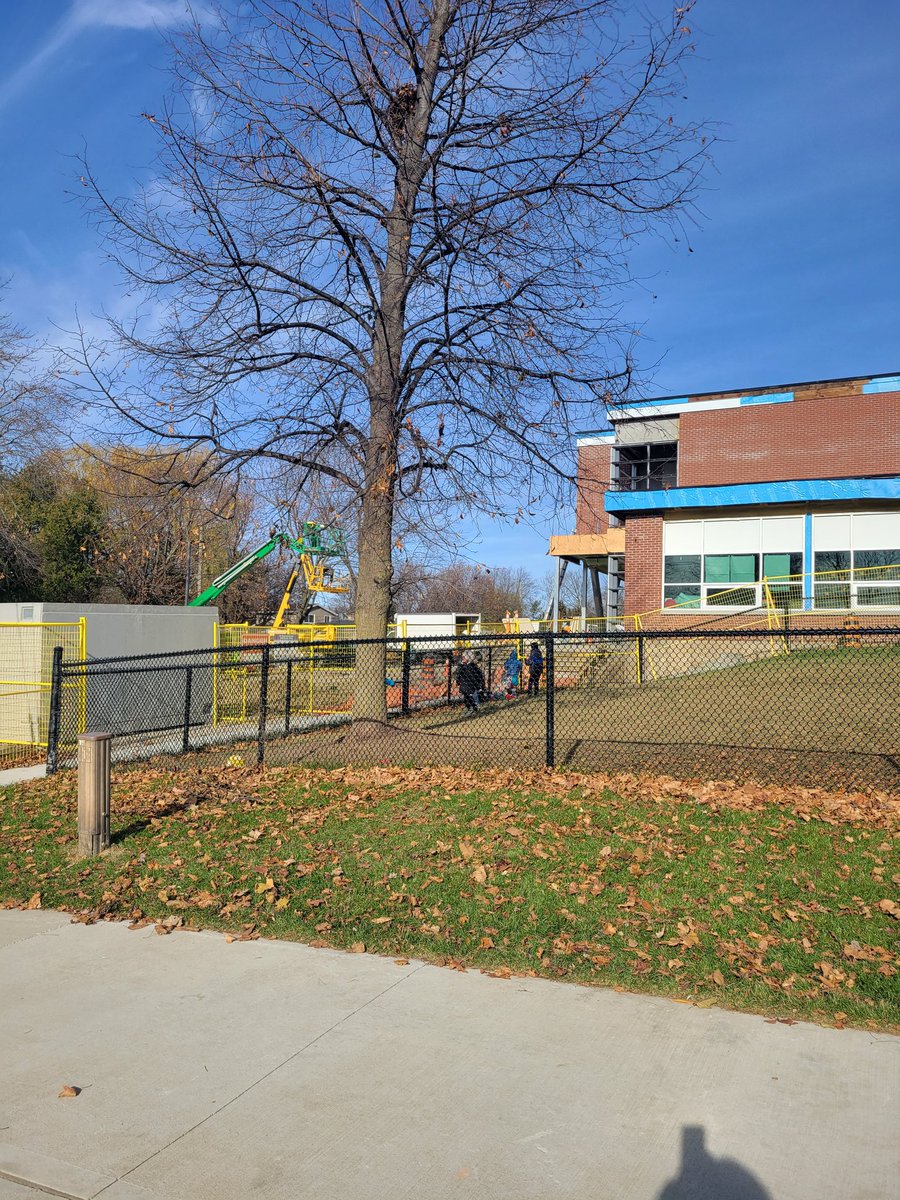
47 626 900 790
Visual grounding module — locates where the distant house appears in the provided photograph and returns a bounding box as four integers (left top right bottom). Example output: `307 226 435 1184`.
305 603 343 625
549 372 900 625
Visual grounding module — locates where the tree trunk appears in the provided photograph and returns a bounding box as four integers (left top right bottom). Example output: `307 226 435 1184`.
353 427 396 721
352 0 452 722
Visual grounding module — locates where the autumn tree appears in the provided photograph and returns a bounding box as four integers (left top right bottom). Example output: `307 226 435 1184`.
75 446 262 614
79 0 707 717
0 455 107 603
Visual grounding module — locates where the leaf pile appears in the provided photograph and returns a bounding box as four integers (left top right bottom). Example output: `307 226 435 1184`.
1 763 897 1030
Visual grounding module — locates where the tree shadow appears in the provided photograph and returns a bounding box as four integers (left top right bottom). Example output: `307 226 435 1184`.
657 1126 772 1199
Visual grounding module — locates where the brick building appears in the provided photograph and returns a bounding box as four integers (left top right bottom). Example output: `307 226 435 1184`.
549 372 900 625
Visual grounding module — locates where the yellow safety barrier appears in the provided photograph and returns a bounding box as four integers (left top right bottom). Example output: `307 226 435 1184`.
0 620 86 768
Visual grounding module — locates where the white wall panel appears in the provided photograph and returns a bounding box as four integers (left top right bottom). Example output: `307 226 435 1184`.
761 516 804 551
813 514 851 550
663 521 702 555
702 518 759 554
852 512 900 551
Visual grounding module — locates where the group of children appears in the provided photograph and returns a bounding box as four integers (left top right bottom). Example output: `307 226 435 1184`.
455 642 544 714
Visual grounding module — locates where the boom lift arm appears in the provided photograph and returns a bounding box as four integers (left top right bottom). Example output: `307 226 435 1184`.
189 532 298 607
189 523 350 614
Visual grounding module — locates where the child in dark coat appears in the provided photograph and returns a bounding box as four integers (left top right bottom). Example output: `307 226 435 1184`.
456 656 486 712
526 642 543 696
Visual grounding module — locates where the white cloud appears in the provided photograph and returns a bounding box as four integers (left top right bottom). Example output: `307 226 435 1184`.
71 0 201 31
0 0 204 113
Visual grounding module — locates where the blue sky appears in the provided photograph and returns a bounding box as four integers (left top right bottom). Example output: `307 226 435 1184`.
1 1 898 593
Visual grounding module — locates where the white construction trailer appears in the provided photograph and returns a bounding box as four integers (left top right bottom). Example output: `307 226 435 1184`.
393 612 481 639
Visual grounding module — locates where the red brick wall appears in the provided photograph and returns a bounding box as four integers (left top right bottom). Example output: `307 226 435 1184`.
679 388 900 488
623 515 663 615
575 444 611 534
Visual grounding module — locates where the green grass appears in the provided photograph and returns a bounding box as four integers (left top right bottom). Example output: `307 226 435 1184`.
1 764 897 1030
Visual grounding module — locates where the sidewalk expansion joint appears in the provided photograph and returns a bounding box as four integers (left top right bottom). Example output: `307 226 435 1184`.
115 960 425 1187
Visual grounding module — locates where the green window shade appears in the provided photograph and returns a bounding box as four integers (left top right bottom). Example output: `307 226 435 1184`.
704 554 758 584
730 555 757 583
704 555 731 584
763 552 802 581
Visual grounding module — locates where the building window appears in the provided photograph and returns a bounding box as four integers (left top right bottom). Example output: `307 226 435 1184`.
663 554 700 608
616 442 677 491
814 548 900 608
662 513 900 612
763 552 804 607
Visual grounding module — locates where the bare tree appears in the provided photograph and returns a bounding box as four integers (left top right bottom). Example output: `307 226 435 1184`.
0 306 65 591
414 561 539 618
79 0 707 717
0 307 63 472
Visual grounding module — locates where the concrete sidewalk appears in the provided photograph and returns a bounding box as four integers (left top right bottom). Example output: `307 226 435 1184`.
0 911 896 1200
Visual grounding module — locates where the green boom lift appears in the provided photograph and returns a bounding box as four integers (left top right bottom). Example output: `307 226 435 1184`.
189 523 348 621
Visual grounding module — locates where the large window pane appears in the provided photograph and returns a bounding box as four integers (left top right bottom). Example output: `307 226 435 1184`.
814 550 850 580
706 586 757 607
814 583 851 609
663 586 700 609
762 552 802 581
857 585 900 607
768 582 804 610
853 550 900 581
664 554 701 583
704 554 758 584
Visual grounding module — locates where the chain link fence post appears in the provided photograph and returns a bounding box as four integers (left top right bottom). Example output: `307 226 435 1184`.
401 640 411 716
544 634 555 768
46 644 64 775
182 666 193 753
284 659 293 736
257 644 270 765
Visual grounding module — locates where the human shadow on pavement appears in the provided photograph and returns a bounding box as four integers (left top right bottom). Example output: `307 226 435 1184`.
657 1125 772 1199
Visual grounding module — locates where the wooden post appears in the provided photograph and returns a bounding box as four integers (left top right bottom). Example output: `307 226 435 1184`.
78 732 111 856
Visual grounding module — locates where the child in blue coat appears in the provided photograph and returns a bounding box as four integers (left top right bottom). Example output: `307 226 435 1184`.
503 649 522 698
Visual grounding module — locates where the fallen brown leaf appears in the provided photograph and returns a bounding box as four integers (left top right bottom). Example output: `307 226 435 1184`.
58 1085 81 1099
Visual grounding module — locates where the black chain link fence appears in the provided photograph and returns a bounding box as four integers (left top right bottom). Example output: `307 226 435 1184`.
47 626 900 789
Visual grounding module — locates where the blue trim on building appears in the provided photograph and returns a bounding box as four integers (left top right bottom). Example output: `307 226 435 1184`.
803 512 813 610
739 391 793 406
862 376 900 394
604 476 900 514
